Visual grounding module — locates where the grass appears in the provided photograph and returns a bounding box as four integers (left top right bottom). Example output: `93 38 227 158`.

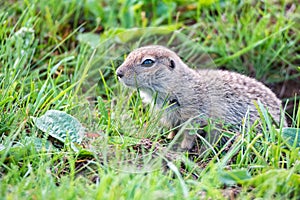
1 0 300 199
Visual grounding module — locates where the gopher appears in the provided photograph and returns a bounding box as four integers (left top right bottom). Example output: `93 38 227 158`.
116 45 286 150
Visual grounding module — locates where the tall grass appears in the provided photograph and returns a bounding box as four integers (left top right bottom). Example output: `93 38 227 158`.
0 0 299 199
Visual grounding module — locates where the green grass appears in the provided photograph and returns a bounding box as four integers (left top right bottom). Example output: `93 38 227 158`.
1 0 300 199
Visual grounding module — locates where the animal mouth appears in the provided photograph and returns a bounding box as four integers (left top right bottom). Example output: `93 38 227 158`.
120 80 133 87
119 78 139 89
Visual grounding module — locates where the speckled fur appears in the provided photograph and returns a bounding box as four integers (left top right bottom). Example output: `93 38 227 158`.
116 45 286 150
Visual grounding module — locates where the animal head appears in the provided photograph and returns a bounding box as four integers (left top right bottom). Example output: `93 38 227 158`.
116 45 187 93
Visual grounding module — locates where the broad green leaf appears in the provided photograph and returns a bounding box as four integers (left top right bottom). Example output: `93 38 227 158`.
218 169 252 185
21 136 58 152
109 136 140 146
32 110 85 145
113 25 180 43
77 32 100 48
281 127 300 147
245 169 300 195
77 148 95 157
0 136 57 162
77 25 180 48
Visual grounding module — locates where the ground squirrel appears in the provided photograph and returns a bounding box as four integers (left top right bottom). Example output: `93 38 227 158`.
116 45 286 151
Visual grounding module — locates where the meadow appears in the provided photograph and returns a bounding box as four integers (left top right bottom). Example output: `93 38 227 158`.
0 0 300 199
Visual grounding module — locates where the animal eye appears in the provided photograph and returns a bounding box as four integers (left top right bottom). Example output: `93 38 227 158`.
141 59 155 67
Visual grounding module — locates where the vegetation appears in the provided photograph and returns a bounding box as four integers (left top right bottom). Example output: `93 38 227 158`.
0 0 299 199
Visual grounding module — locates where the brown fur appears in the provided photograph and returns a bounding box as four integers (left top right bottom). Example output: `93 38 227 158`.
116 45 286 150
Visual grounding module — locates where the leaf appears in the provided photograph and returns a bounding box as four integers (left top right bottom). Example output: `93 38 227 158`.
281 127 300 147
0 137 58 162
21 136 58 152
246 169 300 195
218 169 252 186
32 110 85 145
109 136 140 146
77 148 95 157
113 25 180 43
76 25 180 48
77 32 100 48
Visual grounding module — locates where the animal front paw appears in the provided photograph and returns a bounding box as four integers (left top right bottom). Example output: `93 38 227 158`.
180 136 195 150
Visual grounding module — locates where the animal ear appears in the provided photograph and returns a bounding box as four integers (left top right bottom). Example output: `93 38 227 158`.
170 60 175 69
169 98 180 106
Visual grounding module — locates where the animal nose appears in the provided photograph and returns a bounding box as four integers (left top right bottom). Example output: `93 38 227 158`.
116 69 124 78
